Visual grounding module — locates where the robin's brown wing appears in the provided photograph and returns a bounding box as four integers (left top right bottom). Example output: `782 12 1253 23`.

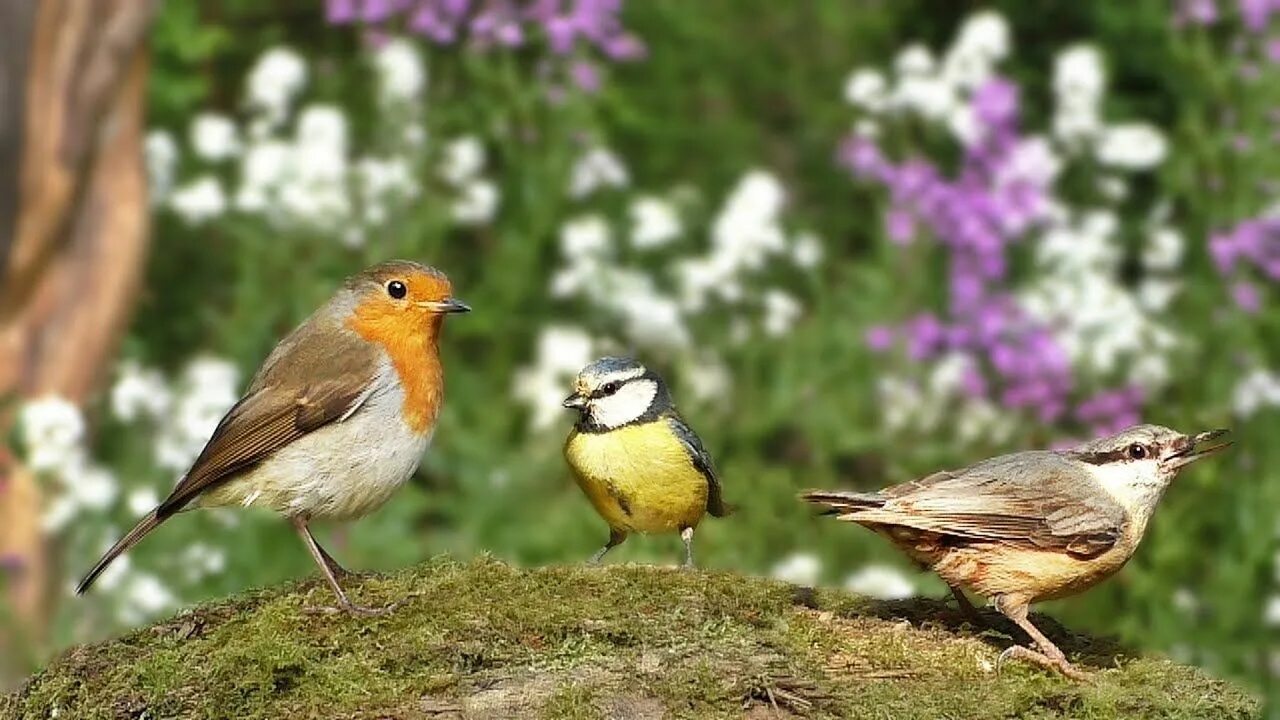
845 451 1127 558
156 319 381 518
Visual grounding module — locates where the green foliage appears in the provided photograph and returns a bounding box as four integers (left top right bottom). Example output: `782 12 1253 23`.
5 558 1259 719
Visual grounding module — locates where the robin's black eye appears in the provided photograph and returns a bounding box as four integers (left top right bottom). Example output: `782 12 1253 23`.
1128 443 1148 460
386 280 407 299
601 381 622 396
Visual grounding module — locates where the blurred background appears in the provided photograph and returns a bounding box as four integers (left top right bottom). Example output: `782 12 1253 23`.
0 0 1276 701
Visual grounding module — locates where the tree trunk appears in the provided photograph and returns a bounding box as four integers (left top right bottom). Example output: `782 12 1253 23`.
0 0 156 657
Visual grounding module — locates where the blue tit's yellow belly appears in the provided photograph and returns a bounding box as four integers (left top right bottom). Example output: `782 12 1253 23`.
564 422 709 535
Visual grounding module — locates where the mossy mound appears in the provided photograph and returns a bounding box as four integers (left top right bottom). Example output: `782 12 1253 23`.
2 557 1259 719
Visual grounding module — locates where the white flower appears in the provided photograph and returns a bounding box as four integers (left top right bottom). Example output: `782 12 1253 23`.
1095 123 1167 170
997 137 1062 191
373 38 426 103
844 68 888 112
953 11 1010 62
791 233 824 268
894 44 936 77
155 357 240 472
18 397 85 473
1172 587 1198 614
512 326 597 431
628 196 681 249
1232 369 1280 417
41 495 79 533
439 136 486 186
709 170 787 273
947 105 981 146
682 354 732 403
762 290 802 337
892 76 955 120
1053 45 1105 106
1267 596 1280 627
127 487 159 516
1053 104 1102 146
356 156 419 208
111 362 172 423
145 131 178 202
246 47 308 128
296 105 348 156
121 573 176 622
772 553 821 586
182 543 227 580
1144 227 1184 271
235 140 289 212
844 564 915 600
168 176 227 225
560 215 612 258
190 113 240 161
451 179 500 226
568 146 629 199
69 460 119 510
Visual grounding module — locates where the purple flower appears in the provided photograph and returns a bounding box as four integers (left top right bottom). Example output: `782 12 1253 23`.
865 325 895 352
885 207 916 244
1232 280 1262 312
570 60 601 92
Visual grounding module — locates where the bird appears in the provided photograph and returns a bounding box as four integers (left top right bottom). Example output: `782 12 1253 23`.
561 357 732 567
76 260 470 616
801 424 1230 680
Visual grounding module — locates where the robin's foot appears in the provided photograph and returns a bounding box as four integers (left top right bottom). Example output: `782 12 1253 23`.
303 594 413 617
997 645 1090 682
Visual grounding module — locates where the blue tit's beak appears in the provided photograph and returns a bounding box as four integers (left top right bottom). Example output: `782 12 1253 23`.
416 297 471 314
562 392 588 410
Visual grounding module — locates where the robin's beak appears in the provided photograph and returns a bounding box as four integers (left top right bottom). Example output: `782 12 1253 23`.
416 298 471 314
562 392 588 410
1165 428 1231 470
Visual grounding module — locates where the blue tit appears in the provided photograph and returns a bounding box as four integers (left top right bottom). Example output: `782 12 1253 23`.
562 356 732 567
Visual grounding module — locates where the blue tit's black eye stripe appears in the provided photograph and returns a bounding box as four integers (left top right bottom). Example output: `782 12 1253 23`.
387 280 407 299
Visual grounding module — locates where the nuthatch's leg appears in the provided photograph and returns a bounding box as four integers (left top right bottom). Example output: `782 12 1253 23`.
590 528 628 564
293 517 404 617
680 526 695 568
948 583 982 624
993 594 1089 682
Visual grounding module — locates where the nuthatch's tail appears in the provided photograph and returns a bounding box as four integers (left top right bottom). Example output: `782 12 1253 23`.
76 510 163 594
800 489 886 516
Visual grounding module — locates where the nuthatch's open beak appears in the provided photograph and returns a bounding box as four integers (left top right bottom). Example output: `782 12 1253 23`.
562 392 588 410
417 298 471 314
1166 428 1231 470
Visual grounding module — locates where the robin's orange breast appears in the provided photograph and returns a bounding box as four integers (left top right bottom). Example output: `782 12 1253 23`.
346 307 444 435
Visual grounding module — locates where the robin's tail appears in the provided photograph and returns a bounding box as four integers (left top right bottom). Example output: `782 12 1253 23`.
76 510 164 594
800 489 885 516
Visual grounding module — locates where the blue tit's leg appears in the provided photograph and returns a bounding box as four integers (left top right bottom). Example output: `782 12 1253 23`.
680 526 695 569
590 528 627 564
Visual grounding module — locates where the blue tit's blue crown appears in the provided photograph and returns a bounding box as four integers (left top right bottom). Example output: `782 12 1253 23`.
581 356 645 380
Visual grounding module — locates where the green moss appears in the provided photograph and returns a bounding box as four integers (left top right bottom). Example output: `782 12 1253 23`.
3 557 1260 719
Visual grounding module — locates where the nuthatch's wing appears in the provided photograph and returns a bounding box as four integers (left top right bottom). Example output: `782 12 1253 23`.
156 318 381 518
666 413 732 517
805 451 1127 558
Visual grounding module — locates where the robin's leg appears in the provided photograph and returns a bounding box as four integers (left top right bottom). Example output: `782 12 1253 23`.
292 517 403 617
313 534 354 579
993 594 1089 682
679 526 695 569
589 528 627 564
947 583 983 624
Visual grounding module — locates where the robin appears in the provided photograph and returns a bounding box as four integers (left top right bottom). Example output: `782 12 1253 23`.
76 260 470 615
802 424 1230 680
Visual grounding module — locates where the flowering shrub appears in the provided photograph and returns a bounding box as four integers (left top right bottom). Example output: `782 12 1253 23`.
842 12 1182 441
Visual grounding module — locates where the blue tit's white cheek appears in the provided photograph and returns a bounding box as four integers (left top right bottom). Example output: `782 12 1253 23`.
590 379 658 429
